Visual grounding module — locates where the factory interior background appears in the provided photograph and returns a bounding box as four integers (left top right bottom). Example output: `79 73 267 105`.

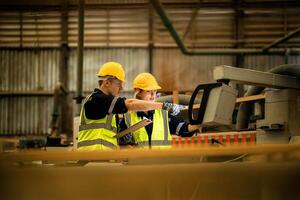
0 0 300 199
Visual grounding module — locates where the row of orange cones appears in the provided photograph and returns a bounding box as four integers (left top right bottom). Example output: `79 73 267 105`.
172 132 256 146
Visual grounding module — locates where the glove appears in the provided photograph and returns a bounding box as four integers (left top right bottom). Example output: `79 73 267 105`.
118 133 135 145
162 102 180 116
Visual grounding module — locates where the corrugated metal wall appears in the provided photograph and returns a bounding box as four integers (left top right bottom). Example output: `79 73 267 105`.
0 50 60 135
0 97 53 135
1 6 300 48
0 11 62 47
154 8 235 48
243 8 300 48
68 48 149 93
0 50 60 91
1 1 300 136
0 48 149 135
244 55 285 71
153 48 234 91
0 48 299 136
288 56 300 65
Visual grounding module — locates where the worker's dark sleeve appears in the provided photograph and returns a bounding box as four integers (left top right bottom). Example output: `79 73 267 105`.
118 116 135 145
84 93 128 120
168 114 197 137
118 117 128 132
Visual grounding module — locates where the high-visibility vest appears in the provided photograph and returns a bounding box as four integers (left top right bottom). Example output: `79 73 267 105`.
77 93 119 151
125 109 171 149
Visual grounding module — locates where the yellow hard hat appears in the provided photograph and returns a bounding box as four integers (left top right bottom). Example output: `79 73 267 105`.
133 73 161 90
97 61 125 82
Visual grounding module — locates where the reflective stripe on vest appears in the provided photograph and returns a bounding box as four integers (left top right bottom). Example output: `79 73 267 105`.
175 122 185 136
125 109 171 148
78 94 118 149
77 138 117 149
79 95 118 131
124 112 131 128
162 109 169 142
79 123 117 133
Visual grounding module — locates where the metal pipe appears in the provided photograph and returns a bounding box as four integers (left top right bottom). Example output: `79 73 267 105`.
263 27 300 52
0 91 54 97
150 0 300 56
76 0 84 104
1 46 300 55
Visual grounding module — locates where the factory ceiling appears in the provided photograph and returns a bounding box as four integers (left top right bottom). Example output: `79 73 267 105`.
0 0 299 49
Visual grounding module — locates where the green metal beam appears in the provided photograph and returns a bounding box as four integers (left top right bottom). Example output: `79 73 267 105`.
151 0 300 56
263 27 300 52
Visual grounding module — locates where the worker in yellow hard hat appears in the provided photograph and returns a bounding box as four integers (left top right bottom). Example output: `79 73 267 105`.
120 72 200 149
77 62 181 151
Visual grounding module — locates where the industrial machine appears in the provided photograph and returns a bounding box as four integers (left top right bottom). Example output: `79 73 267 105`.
188 82 237 127
188 65 300 144
2 65 300 200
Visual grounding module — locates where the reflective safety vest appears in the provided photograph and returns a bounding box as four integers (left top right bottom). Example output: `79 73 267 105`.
77 93 119 151
125 109 171 149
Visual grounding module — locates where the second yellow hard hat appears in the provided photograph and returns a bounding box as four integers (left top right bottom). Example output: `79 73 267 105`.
133 73 161 90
